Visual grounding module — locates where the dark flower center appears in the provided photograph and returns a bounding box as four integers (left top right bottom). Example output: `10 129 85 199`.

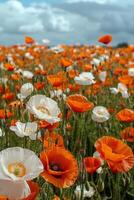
50 163 61 171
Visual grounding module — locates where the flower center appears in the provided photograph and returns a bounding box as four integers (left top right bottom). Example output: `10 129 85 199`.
8 162 26 177
97 111 104 116
50 163 61 171
119 88 124 93
25 127 33 135
83 76 90 81
37 106 51 115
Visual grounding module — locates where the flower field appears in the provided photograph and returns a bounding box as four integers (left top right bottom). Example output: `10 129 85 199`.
0 35 134 200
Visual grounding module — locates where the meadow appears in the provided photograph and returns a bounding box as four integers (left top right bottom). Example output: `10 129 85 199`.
0 35 134 200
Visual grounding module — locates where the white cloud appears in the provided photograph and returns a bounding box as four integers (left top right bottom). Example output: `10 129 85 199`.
0 0 134 45
0 0 74 35
19 22 44 33
0 27 3 33
65 0 115 4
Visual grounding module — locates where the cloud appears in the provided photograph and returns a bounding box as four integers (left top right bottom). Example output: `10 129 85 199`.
0 0 94 44
65 0 111 4
0 0 134 45
58 0 134 44
19 22 44 33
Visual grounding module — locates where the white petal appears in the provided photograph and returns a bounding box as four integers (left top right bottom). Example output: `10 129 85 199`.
0 180 30 200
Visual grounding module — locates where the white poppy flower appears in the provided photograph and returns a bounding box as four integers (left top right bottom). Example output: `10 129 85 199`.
50 45 64 53
18 46 26 51
110 87 119 94
22 71 33 79
0 180 30 200
38 64 44 70
25 52 34 60
128 68 134 77
50 89 66 100
98 71 107 82
0 128 5 137
0 77 8 84
0 147 43 181
92 106 110 123
17 83 34 100
26 95 61 124
75 185 95 199
91 58 101 66
74 72 95 85
42 38 50 45
110 83 129 98
10 122 38 140
96 167 103 174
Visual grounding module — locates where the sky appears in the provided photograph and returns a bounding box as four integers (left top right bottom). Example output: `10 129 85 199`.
0 0 134 45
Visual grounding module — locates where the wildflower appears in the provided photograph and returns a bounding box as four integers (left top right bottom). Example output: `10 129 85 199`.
66 94 94 113
18 83 34 100
26 95 61 124
128 68 134 77
25 36 35 44
92 106 110 123
98 71 107 82
116 108 134 122
98 34 112 45
95 136 134 172
120 127 134 142
75 184 95 199
83 157 101 174
10 122 38 140
0 147 43 181
110 83 129 98
74 72 95 85
43 130 64 149
40 147 78 188
22 71 33 79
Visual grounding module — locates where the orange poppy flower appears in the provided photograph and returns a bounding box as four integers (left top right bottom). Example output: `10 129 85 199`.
43 131 64 149
83 64 92 71
68 70 79 79
83 157 101 174
11 73 21 81
0 109 13 119
0 85 4 94
34 82 45 90
40 147 78 188
35 70 47 76
98 34 112 45
25 36 35 44
53 195 60 200
39 120 59 131
47 73 67 87
66 94 94 113
4 63 15 71
2 92 15 101
0 195 7 200
68 84 81 92
0 55 4 62
120 127 134 142
116 109 134 122
95 136 134 172
60 58 72 68
118 75 133 86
